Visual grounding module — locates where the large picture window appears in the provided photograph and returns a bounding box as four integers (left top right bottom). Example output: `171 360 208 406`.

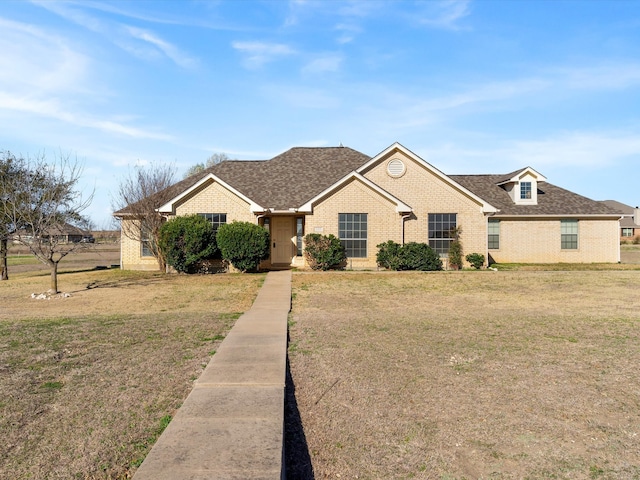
488 219 500 249
339 213 367 258
561 219 578 249
199 213 227 233
428 213 457 255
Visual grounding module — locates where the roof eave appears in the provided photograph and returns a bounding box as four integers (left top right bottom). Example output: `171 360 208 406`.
156 173 264 215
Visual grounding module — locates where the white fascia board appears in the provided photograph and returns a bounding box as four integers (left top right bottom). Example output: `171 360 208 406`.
358 142 498 214
299 171 412 213
492 213 621 219
156 173 264 214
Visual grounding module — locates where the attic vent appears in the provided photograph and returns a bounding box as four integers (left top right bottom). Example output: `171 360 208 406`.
387 159 406 178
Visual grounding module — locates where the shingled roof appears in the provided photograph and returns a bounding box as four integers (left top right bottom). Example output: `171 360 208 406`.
115 145 621 218
450 174 620 216
115 146 372 215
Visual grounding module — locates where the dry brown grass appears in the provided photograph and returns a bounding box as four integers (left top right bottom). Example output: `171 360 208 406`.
0 267 264 479
288 270 640 479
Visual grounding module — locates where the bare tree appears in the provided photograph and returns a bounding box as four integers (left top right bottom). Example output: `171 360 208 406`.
183 153 230 179
0 151 29 280
112 163 176 271
2 152 93 293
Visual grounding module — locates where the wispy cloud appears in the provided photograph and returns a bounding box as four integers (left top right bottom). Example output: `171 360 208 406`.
123 26 197 68
0 93 172 140
32 0 198 68
302 54 343 74
415 0 472 30
232 41 296 69
335 23 361 44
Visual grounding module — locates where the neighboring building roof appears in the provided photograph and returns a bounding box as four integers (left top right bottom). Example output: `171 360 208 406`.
600 200 634 215
451 175 620 216
601 200 640 227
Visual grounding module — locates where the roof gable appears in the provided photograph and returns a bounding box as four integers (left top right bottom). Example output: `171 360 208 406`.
357 142 498 213
299 172 412 213
149 146 372 214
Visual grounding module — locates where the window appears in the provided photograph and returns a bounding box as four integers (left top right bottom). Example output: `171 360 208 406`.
199 213 227 233
622 228 634 237
520 182 532 200
561 219 578 249
488 219 500 249
296 217 304 256
428 213 457 255
339 213 367 258
140 226 154 257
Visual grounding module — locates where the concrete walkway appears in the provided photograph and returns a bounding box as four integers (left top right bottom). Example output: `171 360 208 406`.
133 270 292 480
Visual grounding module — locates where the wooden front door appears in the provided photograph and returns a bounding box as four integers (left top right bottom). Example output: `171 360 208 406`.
271 217 294 265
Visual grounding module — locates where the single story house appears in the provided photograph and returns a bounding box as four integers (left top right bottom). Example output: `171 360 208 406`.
115 142 621 270
14 222 88 245
600 200 640 241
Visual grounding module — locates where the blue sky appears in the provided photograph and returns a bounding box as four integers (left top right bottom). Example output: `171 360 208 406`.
1 0 640 227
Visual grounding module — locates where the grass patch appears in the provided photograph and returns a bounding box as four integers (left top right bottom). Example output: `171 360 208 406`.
0 268 263 479
288 270 640 479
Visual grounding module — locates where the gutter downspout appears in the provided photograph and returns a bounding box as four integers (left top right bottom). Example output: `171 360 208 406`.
401 213 411 246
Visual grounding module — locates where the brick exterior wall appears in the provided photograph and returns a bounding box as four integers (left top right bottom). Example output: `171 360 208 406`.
119 220 161 271
305 178 400 268
173 180 254 222
488 218 620 263
361 149 487 267
120 180 255 270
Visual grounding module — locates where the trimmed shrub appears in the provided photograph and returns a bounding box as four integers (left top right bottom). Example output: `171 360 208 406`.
304 233 346 270
158 215 218 273
216 221 270 272
376 240 403 270
376 241 442 271
400 242 442 271
465 253 485 269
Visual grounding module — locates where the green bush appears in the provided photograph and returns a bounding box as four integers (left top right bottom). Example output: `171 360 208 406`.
303 233 346 270
216 221 270 272
465 253 485 269
448 240 463 270
376 240 403 270
376 241 442 271
158 215 218 273
400 242 443 271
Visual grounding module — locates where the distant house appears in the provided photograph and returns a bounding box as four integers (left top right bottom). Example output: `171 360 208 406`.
14 222 87 245
114 142 621 270
601 200 640 241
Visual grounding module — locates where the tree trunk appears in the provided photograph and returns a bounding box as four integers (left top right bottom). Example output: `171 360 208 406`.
49 261 59 294
0 237 7 281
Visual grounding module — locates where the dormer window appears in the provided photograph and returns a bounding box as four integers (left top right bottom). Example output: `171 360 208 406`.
496 167 547 206
520 182 532 200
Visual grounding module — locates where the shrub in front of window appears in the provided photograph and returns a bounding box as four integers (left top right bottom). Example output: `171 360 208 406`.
158 214 218 273
215 221 270 273
400 242 442 271
465 253 485 269
447 226 463 270
376 240 403 270
376 241 442 271
303 233 346 270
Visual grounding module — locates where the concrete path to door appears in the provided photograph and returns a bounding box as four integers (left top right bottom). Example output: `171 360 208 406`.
133 270 292 480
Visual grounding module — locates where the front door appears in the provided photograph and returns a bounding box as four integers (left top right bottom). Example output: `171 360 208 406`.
271 217 294 265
